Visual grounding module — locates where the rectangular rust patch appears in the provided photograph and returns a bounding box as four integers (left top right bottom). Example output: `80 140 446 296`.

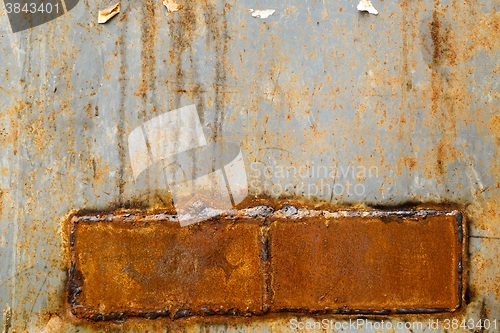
268 210 464 314
68 208 464 320
68 214 265 320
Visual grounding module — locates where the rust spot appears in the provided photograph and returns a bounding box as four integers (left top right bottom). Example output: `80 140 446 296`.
398 156 417 171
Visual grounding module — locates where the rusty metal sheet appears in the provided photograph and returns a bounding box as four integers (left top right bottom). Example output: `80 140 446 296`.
68 207 464 320
0 0 499 328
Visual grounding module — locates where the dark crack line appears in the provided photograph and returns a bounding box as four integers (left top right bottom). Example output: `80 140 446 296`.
469 235 500 240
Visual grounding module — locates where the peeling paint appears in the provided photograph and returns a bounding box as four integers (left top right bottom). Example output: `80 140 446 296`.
98 3 120 24
357 1 378 15
250 9 275 19
163 0 183 13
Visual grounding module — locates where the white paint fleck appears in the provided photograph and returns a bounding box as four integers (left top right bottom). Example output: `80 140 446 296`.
357 0 378 15
250 9 275 19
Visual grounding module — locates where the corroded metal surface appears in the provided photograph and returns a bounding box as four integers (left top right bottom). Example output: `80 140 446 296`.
0 0 499 329
68 207 465 320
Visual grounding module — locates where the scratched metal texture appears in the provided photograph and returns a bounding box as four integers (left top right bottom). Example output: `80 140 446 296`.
0 0 499 330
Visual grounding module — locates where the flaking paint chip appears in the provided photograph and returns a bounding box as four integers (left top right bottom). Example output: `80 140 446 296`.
163 0 183 13
250 9 275 19
357 0 378 15
98 2 120 24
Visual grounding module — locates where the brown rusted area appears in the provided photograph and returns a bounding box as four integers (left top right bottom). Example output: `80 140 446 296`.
137 0 159 103
68 213 264 320
269 211 464 314
68 206 465 320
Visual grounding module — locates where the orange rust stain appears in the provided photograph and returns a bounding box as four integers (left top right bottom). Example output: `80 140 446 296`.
467 196 500 238
136 0 159 101
488 115 500 146
466 13 500 58
2 99 29 155
397 155 418 172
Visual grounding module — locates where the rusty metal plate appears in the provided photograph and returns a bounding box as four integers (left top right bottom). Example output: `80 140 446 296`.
269 210 465 314
68 207 464 320
68 213 265 320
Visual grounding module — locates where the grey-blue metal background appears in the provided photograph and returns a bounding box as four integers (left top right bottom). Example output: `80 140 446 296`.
0 0 499 330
